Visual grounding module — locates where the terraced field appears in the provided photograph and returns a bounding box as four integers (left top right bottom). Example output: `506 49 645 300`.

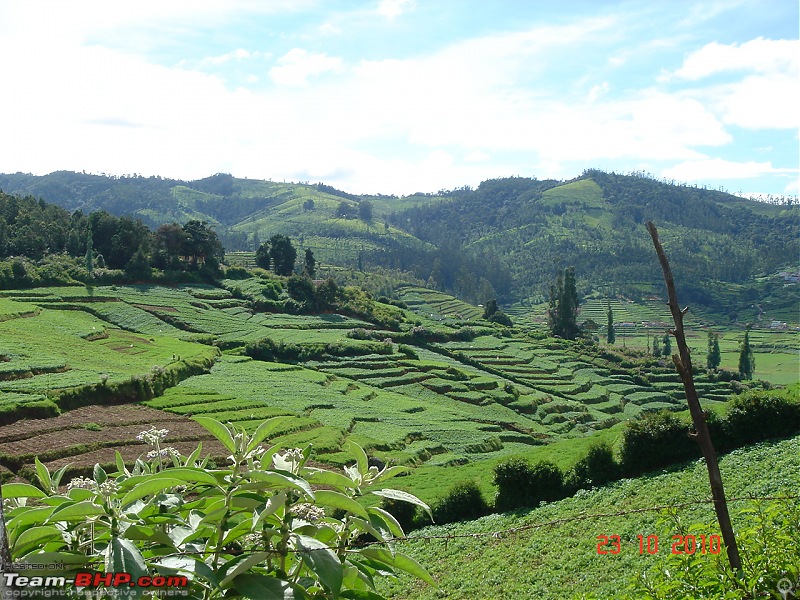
0 281 785 491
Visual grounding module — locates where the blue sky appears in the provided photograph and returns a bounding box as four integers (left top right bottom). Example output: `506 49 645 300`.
0 0 797 197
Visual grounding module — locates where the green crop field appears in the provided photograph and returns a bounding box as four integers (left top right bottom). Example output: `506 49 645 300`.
378 435 800 599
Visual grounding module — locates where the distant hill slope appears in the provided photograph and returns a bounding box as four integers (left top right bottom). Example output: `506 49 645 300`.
1 170 797 314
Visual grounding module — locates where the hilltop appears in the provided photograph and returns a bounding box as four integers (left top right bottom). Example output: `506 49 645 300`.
1 170 797 319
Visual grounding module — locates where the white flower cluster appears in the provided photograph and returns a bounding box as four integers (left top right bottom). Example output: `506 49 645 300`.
137 426 169 446
291 503 325 523
147 447 180 460
67 477 95 491
98 479 119 499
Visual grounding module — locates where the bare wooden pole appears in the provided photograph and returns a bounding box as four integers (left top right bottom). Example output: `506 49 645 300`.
646 221 741 571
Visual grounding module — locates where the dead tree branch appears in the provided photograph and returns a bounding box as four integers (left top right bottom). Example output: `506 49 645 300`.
646 221 742 571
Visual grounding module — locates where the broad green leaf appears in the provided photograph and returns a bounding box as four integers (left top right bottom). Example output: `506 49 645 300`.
294 534 343 598
154 556 218 586
314 490 369 519
253 492 287 529
12 525 64 555
47 501 105 522
34 457 52 492
17 551 91 572
192 416 236 454
218 552 273 587
370 489 433 522
105 537 148 599
7 505 56 530
367 507 404 539
372 465 410 484
93 463 107 485
2 483 47 499
119 477 186 507
359 547 436 587
115 450 127 475
247 416 294 452
233 574 309 600
243 471 314 499
344 439 369 477
185 442 204 466
151 467 220 487
304 468 359 492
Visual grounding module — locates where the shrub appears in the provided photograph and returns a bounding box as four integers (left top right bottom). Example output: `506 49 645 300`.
718 389 800 450
433 480 490 524
1 419 435 599
565 441 620 492
494 457 564 512
619 411 698 476
398 344 419 360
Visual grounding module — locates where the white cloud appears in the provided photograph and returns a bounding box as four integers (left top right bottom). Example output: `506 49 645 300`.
377 0 414 20
201 48 262 66
269 48 343 86
661 157 795 182
668 38 798 81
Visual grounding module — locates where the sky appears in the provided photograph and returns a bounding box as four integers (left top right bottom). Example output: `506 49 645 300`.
0 0 797 197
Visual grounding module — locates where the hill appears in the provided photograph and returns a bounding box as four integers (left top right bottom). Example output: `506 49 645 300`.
1 170 797 318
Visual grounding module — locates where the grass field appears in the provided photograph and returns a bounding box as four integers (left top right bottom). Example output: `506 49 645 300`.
378 435 800 599
0 283 795 509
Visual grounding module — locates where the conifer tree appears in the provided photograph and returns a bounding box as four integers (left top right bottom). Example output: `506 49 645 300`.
652 337 661 357
85 230 94 275
738 327 755 379
706 330 721 370
304 248 316 279
606 302 615 344
547 267 580 339
662 333 671 356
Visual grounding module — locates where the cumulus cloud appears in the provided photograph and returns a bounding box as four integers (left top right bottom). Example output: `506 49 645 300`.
668 38 798 80
377 0 414 20
269 49 344 86
662 157 794 181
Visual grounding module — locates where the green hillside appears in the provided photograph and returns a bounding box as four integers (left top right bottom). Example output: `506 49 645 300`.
1 170 797 321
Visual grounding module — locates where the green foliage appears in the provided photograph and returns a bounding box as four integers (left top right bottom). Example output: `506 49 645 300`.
632 500 800 599
738 328 755 380
1 418 434 599
715 389 800 450
619 411 698 476
493 457 564 512
706 330 721 370
245 336 392 363
432 480 490 524
547 267 580 340
607 303 615 344
565 441 620 491
268 234 297 276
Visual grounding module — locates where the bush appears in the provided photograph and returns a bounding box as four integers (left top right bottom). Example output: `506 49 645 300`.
718 389 800 450
433 480 490 524
494 458 564 512
619 411 698 476
565 441 620 492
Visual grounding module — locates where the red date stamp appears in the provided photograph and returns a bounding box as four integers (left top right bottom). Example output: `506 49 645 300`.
597 534 722 555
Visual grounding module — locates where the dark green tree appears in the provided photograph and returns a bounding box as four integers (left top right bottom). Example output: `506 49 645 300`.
662 333 672 356
358 200 373 222
483 299 498 320
304 248 316 279
255 242 271 270
85 230 94 274
124 245 152 280
738 327 755 380
547 267 580 339
182 220 223 270
652 337 661 357
269 234 297 276
606 302 615 344
707 330 721 370
153 223 188 270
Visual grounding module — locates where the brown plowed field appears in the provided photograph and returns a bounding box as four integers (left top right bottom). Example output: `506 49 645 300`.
0 404 230 481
